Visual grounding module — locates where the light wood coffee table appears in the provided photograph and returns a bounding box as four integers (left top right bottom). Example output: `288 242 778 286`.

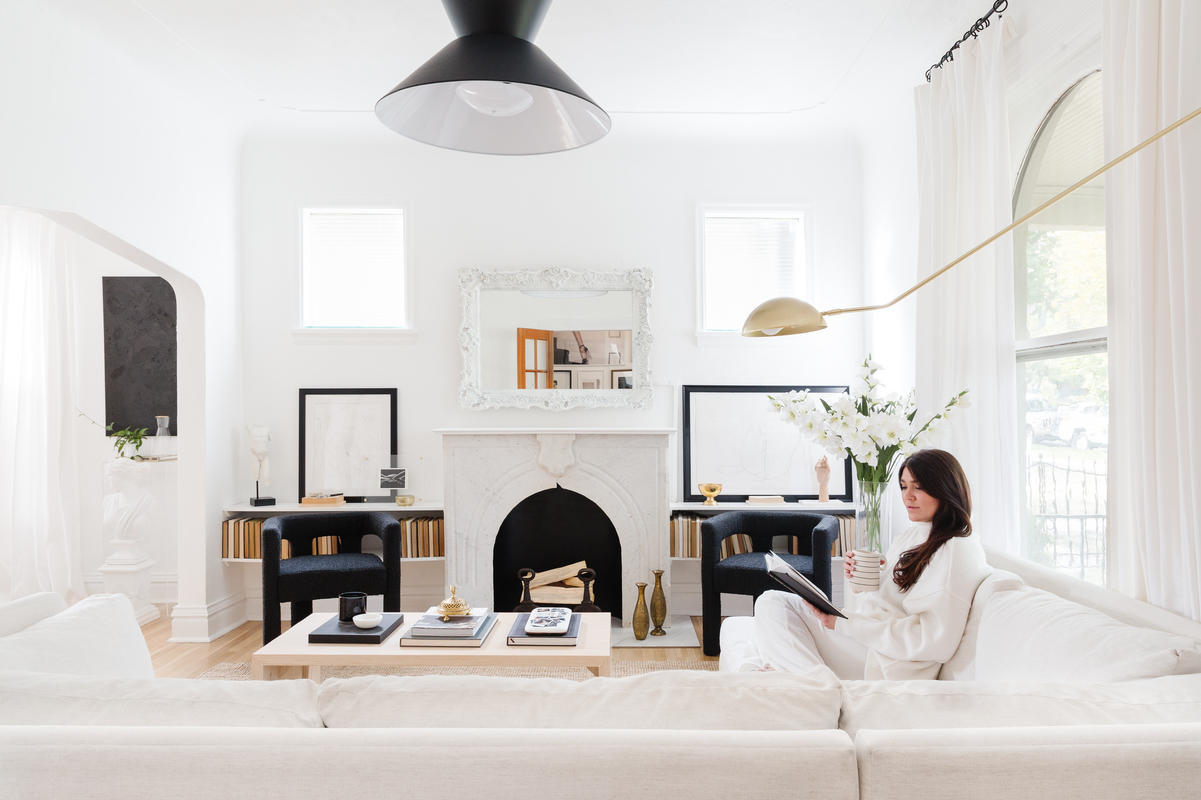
251 611 612 681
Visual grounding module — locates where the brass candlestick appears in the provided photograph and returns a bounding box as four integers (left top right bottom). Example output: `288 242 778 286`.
698 483 722 506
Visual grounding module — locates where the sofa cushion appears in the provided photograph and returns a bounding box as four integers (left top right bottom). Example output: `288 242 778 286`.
938 569 1024 681
0 669 323 727
0 592 68 639
318 668 843 730
0 593 154 678
840 673 1201 736
976 587 1201 683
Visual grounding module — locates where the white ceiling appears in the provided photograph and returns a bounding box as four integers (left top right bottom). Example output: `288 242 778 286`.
130 0 908 114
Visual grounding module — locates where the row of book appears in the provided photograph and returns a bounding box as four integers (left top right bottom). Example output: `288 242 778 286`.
221 517 340 559
669 513 856 559
220 516 442 559
400 517 444 558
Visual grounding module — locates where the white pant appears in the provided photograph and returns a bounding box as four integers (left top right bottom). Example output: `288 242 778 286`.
718 590 869 680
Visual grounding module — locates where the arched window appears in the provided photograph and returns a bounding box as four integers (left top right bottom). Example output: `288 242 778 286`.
1014 71 1108 585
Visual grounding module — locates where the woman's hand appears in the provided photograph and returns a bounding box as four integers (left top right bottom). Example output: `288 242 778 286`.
844 552 887 579
804 601 838 630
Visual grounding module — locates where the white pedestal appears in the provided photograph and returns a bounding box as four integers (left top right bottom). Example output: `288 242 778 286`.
98 537 160 626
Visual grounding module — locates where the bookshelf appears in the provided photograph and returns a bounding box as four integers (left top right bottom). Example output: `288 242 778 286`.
220 502 445 563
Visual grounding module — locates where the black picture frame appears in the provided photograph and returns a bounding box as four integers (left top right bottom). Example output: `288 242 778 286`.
299 388 398 502
553 370 572 389
682 384 854 503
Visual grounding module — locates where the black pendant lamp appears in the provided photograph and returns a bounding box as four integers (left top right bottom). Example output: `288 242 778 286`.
375 0 611 155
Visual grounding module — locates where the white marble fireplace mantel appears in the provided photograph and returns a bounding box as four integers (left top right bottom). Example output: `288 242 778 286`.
437 428 673 627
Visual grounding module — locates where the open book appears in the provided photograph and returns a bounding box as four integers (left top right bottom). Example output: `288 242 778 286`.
765 551 846 619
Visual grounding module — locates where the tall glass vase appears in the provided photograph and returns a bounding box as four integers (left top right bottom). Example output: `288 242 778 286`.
850 479 893 593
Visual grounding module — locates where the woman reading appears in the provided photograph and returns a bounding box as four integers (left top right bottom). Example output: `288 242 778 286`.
720 448 991 680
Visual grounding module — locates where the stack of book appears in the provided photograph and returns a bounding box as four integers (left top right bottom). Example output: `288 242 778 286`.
399 517 444 558
790 515 856 558
399 607 497 647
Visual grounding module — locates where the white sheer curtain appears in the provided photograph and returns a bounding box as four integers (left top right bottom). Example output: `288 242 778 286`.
0 208 85 603
912 20 1020 553
1104 0 1201 620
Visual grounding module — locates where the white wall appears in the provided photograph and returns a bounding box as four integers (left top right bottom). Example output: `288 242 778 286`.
239 110 867 508
0 2 252 639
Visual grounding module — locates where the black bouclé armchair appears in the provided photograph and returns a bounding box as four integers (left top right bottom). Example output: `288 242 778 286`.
261 512 401 645
700 511 840 657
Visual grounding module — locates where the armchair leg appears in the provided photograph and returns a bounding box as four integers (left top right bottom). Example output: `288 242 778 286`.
262 598 282 646
290 599 313 627
702 588 722 657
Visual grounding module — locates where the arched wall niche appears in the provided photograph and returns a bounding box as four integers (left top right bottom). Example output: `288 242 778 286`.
31 209 210 642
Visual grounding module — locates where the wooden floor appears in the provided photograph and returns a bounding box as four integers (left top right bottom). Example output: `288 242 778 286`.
143 607 717 679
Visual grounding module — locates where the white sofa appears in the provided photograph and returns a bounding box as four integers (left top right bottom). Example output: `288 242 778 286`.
2 550 1201 800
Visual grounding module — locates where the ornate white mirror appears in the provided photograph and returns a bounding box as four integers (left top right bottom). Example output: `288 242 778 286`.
458 267 653 410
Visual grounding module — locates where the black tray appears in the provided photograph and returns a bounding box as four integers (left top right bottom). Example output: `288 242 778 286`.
308 613 404 644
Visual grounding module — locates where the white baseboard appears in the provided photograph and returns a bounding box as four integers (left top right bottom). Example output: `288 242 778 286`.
169 591 246 642
84 571 178 605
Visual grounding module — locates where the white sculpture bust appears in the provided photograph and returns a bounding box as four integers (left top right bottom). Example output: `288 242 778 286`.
102 458 153 543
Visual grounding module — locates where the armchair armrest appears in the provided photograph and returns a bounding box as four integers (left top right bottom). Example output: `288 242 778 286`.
808 516 840 600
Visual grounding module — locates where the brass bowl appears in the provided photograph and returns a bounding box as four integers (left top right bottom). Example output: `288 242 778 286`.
698 483 723 506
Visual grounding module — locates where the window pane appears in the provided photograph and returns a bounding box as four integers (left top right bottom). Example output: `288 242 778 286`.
1020 351 1108 585
703 215 804 332
303 210 406 328
1013 72 1106 340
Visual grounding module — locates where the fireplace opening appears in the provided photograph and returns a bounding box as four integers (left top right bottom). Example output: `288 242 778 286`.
493 486 622 618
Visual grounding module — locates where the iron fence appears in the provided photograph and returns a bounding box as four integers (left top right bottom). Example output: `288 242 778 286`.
1025 452 1107 583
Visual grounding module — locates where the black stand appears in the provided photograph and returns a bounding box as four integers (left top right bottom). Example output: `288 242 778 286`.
250 480 275 507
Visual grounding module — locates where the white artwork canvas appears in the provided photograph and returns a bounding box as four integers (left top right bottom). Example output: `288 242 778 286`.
304 394 393 497
687 389 849 499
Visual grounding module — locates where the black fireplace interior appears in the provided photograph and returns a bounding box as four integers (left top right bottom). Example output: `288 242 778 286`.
493 486 622 619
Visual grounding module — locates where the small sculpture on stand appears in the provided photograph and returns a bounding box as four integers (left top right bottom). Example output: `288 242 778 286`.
815 456 831 503
247 425 275 506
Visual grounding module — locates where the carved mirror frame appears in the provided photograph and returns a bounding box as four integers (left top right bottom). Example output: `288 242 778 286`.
458 267 654 410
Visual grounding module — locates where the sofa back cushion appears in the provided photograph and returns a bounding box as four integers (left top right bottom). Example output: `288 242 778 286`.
318 667 843 730
840 673 1201 736
0 592 68 639
976 586 1201 683
0 669 323 727
0 593 153 678
938 569 1024 681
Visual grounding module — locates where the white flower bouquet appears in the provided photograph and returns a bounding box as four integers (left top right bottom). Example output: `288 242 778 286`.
768 357 969 554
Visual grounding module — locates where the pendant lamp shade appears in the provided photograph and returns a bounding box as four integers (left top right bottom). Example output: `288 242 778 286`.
376 0 610 155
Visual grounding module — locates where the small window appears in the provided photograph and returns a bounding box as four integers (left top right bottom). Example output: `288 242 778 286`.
698 207 809 333
301 208 409 328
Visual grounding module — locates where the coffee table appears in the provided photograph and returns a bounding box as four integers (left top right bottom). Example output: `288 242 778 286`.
251 611 612 681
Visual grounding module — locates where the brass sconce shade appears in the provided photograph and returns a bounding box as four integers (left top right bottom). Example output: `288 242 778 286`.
741 296 827 337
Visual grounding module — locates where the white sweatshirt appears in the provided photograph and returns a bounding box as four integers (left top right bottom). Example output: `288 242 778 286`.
833 521 991 680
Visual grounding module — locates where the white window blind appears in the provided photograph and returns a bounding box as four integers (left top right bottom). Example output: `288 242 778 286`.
702 214 806 332
302 209 407 328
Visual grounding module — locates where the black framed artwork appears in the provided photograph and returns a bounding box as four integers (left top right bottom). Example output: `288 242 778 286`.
298 388 398 502
682 384 853 503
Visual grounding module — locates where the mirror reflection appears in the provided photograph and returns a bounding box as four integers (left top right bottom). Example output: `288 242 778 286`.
479 290 636 391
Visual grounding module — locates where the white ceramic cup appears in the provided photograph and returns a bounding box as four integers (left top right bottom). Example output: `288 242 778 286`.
352 613 383 629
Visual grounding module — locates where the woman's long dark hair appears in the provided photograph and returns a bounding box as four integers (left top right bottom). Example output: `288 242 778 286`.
892 449 972 592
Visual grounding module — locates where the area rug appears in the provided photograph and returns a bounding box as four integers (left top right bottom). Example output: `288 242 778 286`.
198 659 718 682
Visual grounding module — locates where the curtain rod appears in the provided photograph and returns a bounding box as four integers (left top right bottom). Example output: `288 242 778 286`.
926 0 1009 82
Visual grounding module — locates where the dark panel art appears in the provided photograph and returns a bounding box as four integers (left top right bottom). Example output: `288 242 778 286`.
103 277 177 435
